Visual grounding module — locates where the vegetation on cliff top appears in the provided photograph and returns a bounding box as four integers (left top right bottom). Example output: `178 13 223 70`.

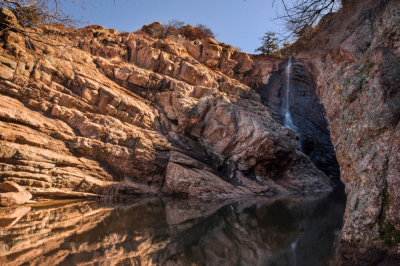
277 0 340 38
0 0 76 27
140 20 215 40
1 0 341 58
254 32 279 55
255 0 341 57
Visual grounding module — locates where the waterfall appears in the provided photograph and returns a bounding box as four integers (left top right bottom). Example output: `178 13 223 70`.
284 58 295 129
289 239 298 266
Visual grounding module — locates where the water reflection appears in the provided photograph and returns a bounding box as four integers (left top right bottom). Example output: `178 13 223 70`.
0 188 345 266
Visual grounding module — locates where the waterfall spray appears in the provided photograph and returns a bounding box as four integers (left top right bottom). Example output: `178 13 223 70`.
284 58 295 129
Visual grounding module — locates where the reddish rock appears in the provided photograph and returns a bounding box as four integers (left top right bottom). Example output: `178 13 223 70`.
0 2 399 263
0 181 25 192
0 191 32 206
294 0 400 262
0 64 14 80
0 12 331 202
0 206 31 227
0 181 32 206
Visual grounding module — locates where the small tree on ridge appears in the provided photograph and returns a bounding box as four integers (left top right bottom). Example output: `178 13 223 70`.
255 31 279 55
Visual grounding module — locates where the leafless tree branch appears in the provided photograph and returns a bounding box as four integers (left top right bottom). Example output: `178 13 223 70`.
277 0 341 41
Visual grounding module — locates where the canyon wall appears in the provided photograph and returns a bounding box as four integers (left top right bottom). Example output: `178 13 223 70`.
0 9 331 201
295 0 400 263
1 0 399 263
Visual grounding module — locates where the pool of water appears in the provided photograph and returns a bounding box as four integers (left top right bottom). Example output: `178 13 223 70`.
0 187 345 266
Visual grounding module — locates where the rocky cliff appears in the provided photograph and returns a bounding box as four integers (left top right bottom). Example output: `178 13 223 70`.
1 0 399 263
295 0 400 263
0 9 331 201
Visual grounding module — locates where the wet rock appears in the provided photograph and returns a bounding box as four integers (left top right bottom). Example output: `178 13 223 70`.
255 59 340 179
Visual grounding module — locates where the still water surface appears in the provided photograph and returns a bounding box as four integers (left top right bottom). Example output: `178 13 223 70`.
0 187 345 266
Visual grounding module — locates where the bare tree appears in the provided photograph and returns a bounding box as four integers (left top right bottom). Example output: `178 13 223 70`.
275 0 341 39
167 19 185 29
0 0 75 28
196 24 215 38
0 0 85 47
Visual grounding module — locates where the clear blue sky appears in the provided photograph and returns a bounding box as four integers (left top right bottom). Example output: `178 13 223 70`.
60 0 287 54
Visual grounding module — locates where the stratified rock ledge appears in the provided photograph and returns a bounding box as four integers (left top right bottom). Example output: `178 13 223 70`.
0 8 332 200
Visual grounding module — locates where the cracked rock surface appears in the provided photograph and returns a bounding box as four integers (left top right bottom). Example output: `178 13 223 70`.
0 10 331 199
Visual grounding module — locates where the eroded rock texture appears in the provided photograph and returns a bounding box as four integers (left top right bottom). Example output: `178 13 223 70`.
0 9 331 199
0 181 32 206
295 0 400 263
1 0 399 263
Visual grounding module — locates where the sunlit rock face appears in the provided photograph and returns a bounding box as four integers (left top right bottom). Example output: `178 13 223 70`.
294 0 400 263
0 181 32 206
0 8 332 199
0 191 345 266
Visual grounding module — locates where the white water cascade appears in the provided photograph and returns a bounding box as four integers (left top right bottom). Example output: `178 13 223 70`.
284 58 295 129
288 239 298 266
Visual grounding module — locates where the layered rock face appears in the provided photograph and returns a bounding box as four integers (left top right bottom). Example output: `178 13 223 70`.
295 0 400 263
1 0 399 263
0 10 332 200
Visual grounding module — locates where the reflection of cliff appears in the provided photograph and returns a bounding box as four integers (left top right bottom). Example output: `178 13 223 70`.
0 201 113 265
157 188 345 266
0 190 345 265
156 198 301 266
